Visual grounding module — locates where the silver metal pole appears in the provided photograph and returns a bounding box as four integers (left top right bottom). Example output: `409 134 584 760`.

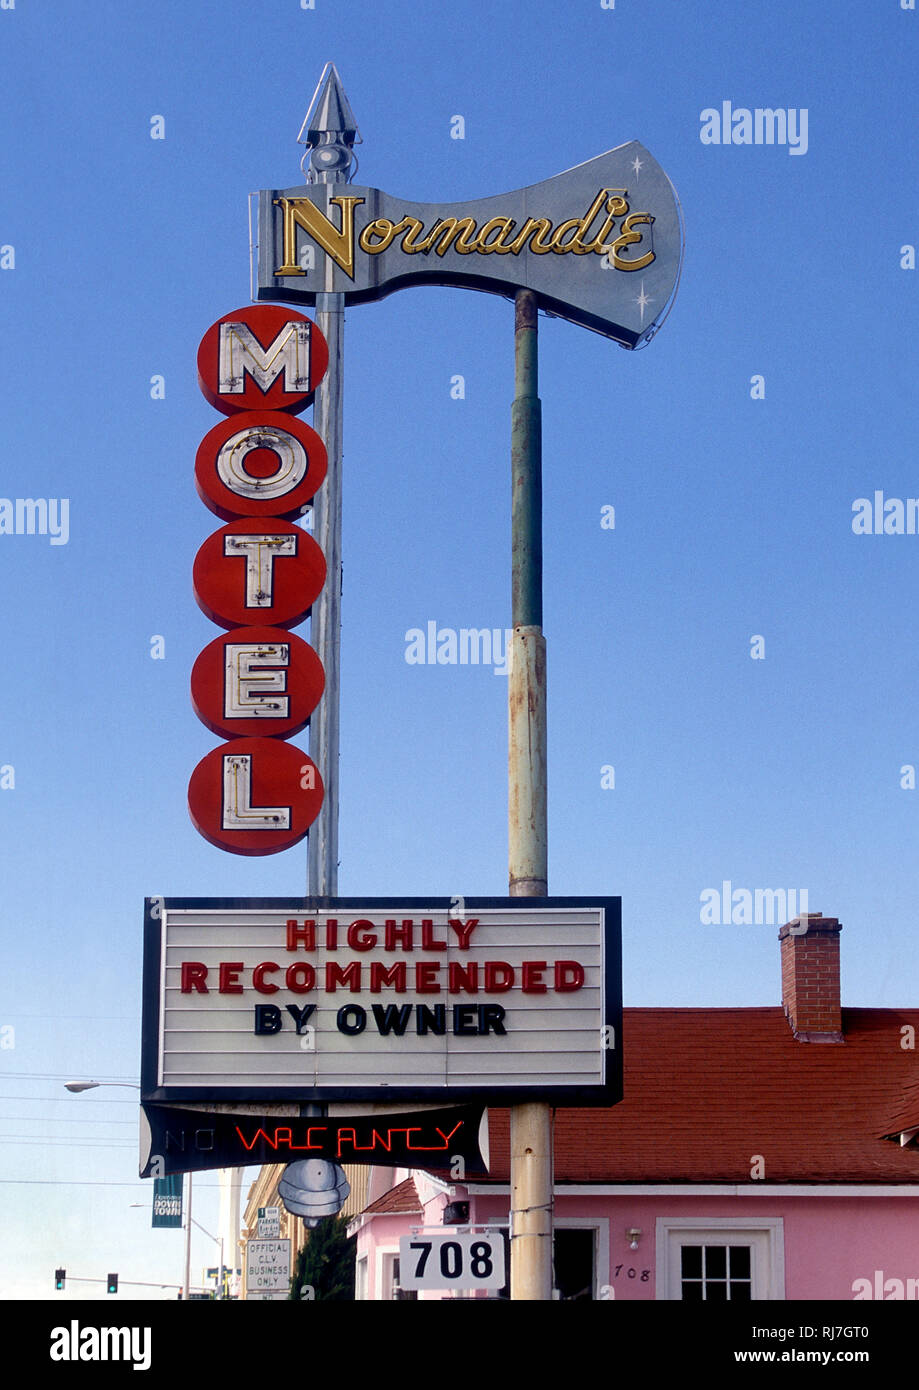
299 64 359 899
308 288 342 897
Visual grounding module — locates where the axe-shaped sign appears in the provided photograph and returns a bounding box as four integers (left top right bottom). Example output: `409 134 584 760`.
257 143 682 348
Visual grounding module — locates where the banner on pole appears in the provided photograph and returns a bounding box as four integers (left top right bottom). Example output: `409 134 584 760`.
151 1173 183 1228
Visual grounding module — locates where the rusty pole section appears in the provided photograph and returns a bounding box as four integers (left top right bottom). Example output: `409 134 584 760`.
508 288 553 1300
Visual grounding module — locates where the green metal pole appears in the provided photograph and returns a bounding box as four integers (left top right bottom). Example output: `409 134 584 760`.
511 290 542 630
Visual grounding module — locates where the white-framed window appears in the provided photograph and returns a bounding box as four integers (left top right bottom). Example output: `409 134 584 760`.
379 1250 417 1301
552 1218 610 1301
655 1217 785 1301
355 1254 368 1302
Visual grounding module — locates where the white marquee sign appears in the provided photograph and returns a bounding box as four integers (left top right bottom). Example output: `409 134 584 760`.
142 896 621 1106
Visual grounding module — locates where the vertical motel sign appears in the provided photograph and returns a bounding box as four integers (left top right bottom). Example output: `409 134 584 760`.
189 306 329 854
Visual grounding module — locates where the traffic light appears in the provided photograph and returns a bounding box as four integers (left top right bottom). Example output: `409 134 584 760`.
106 1273 118 1294
54 1268 65 1291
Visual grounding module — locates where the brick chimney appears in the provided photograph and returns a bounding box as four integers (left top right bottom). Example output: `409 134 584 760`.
778 913 843 1042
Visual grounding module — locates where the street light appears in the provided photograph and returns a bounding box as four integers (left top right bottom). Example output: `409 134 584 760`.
65 1079 155 1294
66 1081 231 1301
64 1081 140 1092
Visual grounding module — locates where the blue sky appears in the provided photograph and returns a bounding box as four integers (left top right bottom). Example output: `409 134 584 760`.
1 0 917 1299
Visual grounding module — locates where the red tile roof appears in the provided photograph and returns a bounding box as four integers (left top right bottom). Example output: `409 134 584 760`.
880 1074 919 1138
476 1007 919 1185
362 1176 423 1215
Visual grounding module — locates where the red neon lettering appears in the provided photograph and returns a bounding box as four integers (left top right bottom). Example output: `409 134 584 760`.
326 961 361 991
521 960 548 993
448 918 479 949
235 1124 328 1152
286 918 315 952
384 918 414 951
325 918 338 950
218 961 244 993
335 1127 423 1155
340 1129 384 1153
285 962 315 993
280 1129 321 1151
235 1126 275 1151
434 1121 464 1148
554 960 584 991
253 962 280 994
336 1127 358 1156
327 1125 462 1156
181 962 209 994
347 919 377 951
448 961 478 993
369 961 407 992
415 960 441 993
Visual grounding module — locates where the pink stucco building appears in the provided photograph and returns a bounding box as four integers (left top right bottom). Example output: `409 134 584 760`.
348 915 919 1300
